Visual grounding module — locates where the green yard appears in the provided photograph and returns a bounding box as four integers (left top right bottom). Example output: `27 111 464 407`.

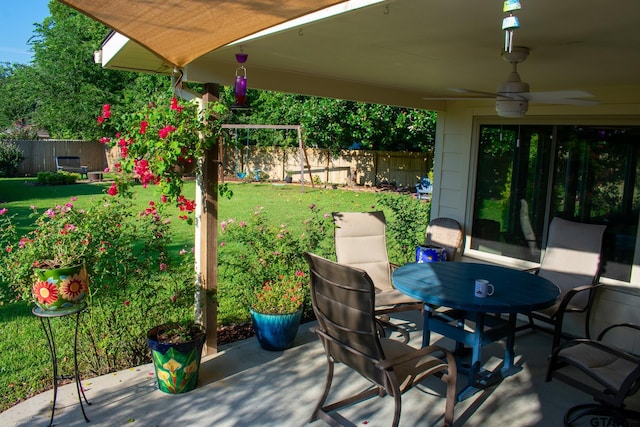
0 177 429 412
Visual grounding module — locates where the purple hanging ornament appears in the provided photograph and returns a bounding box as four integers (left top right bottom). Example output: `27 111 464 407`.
233 53 249 108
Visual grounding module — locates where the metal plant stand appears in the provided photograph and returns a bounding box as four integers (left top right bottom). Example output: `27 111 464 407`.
32 302 90 426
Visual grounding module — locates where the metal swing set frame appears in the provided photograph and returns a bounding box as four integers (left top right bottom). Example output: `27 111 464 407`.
221 124 312 190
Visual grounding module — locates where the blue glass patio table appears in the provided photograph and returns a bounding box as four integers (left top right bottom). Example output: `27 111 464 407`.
392 261 559 401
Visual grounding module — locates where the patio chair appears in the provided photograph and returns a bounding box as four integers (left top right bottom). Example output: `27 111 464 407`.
303 252 456 427
332 211 423 341
523 217 606 352
424 217 464 261
415 176 433 200
546 323 640 426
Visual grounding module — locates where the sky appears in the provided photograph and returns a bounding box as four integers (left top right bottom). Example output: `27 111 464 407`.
0 1 51 64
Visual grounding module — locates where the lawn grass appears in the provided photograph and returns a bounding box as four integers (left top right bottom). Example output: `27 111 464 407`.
0 178 389 412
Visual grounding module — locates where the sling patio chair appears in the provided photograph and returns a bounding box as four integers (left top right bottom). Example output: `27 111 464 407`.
424 217 464 261
546 322 640 426
304 252 456 427
332 211 423 342
522 217 606 353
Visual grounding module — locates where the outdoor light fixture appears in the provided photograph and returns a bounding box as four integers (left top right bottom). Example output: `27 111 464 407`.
502 0 522 53
232 52 249 109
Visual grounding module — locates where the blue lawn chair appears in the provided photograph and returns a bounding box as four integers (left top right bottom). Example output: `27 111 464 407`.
416 177 433 200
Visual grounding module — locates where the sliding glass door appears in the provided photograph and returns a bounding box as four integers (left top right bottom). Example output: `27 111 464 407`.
471 124 640 281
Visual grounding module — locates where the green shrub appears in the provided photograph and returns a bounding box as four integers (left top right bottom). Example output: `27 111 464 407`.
376 193 431 264
0 195 196 376
36 171 78 185
0 141 25 177
217 204 334 324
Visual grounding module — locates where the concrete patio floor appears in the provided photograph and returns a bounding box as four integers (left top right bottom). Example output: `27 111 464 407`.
2 312 639 427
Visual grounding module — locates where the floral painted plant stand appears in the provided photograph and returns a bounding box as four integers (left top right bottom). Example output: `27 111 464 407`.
32 301 90 426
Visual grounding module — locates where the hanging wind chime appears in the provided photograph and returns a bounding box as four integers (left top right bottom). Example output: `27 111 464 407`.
502 0 522 53
232 52 249 109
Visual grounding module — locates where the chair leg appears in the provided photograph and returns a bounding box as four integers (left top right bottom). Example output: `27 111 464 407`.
310 358 335 423
392 390 402 427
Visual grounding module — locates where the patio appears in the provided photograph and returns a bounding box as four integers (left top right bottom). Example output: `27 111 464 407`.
3 310 636 426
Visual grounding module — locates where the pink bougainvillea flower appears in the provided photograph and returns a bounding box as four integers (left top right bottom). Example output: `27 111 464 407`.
309 204 315 210
158 125 177 139
33 280 59 305
159 263 167 271
102 104 111 118
0 208 7 215
170 97 184 113
97 116 105 124
176 195 195 212
107 183 118 196
161 195 168 203
104 167 110 173
139 120 148 134
134 159 155 188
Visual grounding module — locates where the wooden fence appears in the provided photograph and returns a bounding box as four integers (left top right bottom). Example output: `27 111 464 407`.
12 140 431 187
221 146 431 187
14 140 109 176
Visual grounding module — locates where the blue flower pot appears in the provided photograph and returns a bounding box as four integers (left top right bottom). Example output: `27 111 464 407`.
250 309 302 351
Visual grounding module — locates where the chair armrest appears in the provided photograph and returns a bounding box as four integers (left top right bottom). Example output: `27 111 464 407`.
598 322 640 341
523 266 540 274
377 344 456 371
557 282 601 313
558 338 640 364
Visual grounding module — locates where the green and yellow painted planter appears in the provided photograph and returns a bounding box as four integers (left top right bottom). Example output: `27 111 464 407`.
147 323 206 394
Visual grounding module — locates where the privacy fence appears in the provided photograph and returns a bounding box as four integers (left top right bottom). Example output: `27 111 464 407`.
13 140 431 188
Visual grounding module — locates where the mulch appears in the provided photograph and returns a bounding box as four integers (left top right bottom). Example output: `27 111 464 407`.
216 323 255 346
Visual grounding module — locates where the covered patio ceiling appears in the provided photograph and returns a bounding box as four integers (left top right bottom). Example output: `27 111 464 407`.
64 0 640 112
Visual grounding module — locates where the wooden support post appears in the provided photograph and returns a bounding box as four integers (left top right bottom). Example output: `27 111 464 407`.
200 83 219 354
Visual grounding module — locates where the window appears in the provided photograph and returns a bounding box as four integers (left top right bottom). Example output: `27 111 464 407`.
471 124 640 282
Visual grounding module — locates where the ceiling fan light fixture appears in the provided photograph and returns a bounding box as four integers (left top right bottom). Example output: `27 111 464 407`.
496 98 528 117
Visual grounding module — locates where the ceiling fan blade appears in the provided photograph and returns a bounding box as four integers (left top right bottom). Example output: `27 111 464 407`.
530 98 600 106
423 96 494 101
450 88 500 98
522 90 595 102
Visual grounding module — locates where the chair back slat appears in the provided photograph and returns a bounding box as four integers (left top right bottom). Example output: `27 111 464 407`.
304 252 387 385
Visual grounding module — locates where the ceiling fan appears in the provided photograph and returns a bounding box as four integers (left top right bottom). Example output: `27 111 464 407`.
427 46 598 118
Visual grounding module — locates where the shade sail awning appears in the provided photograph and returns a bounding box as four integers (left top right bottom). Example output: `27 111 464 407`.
60 0 349 67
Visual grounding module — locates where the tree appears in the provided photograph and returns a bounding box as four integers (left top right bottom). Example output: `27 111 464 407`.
0 1 436 151
0 63 39 136
221 88 436 152
28 1 169 140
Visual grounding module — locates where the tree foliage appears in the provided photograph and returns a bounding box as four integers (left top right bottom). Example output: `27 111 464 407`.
220 87 436 152
0 1 436 152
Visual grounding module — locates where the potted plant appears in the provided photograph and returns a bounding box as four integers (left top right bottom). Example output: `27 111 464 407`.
250 271 306 351
147 320 206 394
0 204 90 312
96 94 229 223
